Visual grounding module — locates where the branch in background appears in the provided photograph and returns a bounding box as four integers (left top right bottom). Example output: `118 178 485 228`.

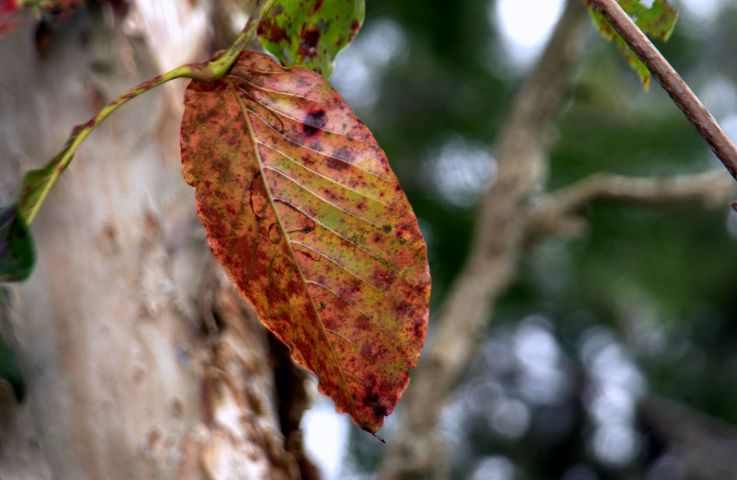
377 2 590 478
589 0 737 184
641 395 737 480
525 170 737 242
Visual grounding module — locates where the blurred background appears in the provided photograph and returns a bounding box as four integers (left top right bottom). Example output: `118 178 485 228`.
299 0 737 479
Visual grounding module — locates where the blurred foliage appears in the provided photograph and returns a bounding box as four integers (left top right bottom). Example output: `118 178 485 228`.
0 287 24 402
338 0 737 478
0 204 35 282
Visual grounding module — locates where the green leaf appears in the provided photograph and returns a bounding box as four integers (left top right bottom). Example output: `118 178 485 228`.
180 50 430 433
589 0 679 90
258 0 365 77
0 326 25 402
17 162 58 224
0 204 35 282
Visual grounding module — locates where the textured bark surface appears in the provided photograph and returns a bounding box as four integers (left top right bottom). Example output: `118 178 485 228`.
0 3 304 479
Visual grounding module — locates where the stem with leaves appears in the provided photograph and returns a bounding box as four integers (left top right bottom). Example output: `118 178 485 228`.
589 0 737 181
16 0 276 224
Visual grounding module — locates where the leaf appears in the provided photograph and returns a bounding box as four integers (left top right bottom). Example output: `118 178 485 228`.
0 327 25 402
17 0 82 10
17 159 60 224
588 0 678 90
180 50 430 432
258 0 365 77
0 0 83 34
0 0 21 33
0 204 35 282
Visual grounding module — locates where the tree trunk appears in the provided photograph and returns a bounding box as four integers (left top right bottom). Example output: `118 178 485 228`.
0 3 309 479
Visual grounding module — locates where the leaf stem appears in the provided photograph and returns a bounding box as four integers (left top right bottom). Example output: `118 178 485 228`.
18 0 277 224
589 0 737 182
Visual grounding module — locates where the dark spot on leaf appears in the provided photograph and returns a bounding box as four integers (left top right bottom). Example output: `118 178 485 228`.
382 224 392 233
363 392 388 419
258 21 288 43
333 146 355 162
304 109 326 136
412 319 425 339
299 27 321 58
373 269 396 287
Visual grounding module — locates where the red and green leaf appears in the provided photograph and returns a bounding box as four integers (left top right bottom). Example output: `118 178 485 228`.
180 50 430 432
0 0 83 34
588 0 678 90
258 0 364 76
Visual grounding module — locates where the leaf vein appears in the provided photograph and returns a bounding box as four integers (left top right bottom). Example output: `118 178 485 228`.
255 140 390 207
244 104 386 179
289 239 382 292
262 164 381 229
306 280 406 358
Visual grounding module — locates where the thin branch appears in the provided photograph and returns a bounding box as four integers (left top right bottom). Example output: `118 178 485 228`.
17 0 276 224
589 0 737 182
526 170 736 242
641 395 737 479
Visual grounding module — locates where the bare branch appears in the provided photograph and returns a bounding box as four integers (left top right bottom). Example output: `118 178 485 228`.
526 170 737 242
589 0 737 182
641 395 737 480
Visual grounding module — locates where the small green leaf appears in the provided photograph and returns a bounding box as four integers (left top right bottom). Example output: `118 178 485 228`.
258 0 365 77
589 0 678 90
17 148 67 224
17 0 83 10
0 327 25 402
0 204 35 282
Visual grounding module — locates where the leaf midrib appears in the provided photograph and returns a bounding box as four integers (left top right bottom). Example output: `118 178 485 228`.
229 78 359 420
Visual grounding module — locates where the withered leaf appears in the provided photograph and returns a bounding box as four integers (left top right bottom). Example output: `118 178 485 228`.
180 50 430 433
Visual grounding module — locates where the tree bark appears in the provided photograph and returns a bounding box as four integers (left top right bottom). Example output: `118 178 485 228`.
0 3 307 479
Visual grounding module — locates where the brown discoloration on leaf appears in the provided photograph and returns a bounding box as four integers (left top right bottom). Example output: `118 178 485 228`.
258 0 365 76
180 50 430 433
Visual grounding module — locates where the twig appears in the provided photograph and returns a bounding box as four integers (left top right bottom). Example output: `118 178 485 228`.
377 2 590 478
17 0 276 224
589 0 737 182
526 170 736 242
641 395 737 479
